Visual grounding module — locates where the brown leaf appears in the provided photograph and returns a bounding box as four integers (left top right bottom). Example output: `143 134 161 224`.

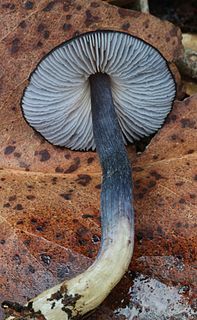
0 1 194 319
1 95 197 319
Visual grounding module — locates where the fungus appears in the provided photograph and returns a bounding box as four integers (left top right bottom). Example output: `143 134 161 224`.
4 30 176 319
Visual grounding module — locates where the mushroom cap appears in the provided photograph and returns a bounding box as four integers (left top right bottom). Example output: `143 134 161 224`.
22 30 176 150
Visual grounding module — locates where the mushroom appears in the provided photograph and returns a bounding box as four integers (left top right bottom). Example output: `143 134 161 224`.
4 30 176 320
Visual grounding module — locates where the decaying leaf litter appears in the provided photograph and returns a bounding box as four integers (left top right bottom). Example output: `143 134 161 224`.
0 0 196 319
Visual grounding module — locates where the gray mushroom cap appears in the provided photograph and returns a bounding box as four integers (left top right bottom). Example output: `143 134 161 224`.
22 30 176 150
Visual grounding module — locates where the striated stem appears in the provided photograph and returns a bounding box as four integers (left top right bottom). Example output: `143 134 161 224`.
3 73 134 320
89 73 134 247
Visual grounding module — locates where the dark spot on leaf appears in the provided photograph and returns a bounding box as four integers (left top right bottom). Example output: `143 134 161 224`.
166 114 177 123
157 226 165 236
122 22 130 30
65 157 80 173
133 166 144 172
19 21 27 28
176 222 182 228
179 198 186 204
43 1 55 11
136 231 143 242
24 1 34 9
57 265 70 279
166 36 170 42
64 153 71 159
55 166 64 173
4 145 16 155
37 149 50 161
43 30 50 39
36 41 43 48
16 219 24 225
3 203 10 208
87 157 94 164
95 184 101 189
8 195 16 201
142 187 148 193
27 184 34 189
181 118 196 128
187 149 194 154
176 181 184 186
153 154 159 160
85 10 100 27
11 38 20 53
51 177 58 184
63 23 72 31
36 225 45 232
14 204 23 210
76 226 89 244
150 170 164 180
76 4 82 10
82 214 94 219
76 174 92 186
13 254 21 265
28 265 35 273
90 2 100 8
147 180 156 188
62 0 72 11
26 195 36 200
66 14 71 20
19 161 30 171
169 26 178 37
136 192 144 200
14 152 21 158
146 229 154 240
190 193 196 199
134 179 141 189
56 232 64 240
92 234 100 243
40 254 51 265
23 239 31 246
60 193 72 200
143 19 149 28
171 134 177 140
37 23 45 32
31 218 37 224
2 3 15 9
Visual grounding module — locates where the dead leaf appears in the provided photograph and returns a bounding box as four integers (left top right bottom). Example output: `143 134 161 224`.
1 95 197 319
0 1 195 319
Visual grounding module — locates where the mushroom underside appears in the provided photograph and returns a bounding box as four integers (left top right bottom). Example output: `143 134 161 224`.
3 31 176 320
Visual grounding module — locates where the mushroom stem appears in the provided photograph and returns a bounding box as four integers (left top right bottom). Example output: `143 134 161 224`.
3 73 134 320
89 72 134 248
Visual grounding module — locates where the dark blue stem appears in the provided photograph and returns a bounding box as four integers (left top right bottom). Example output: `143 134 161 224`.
89 73 134 243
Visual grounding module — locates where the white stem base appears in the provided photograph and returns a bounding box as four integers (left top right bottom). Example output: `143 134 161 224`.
6 217 134 320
